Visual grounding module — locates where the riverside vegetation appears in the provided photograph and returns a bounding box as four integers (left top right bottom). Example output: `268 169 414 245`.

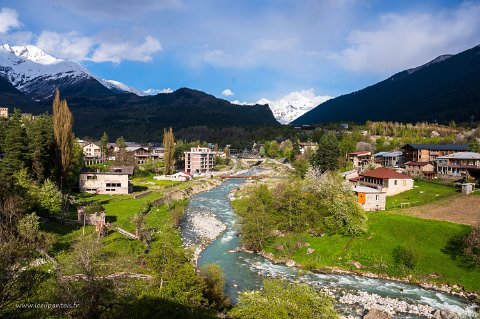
0 91 342 318
232 165 480 296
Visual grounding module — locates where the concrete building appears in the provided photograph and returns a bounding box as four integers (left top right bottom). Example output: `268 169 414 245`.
79 166 134 194
184 146 215 174
126 146 151 165
150 147 165 160
0 107 8 118
352 167 414 196
402 144 469 163
352 186 386 211
404 161 436 179
374 151 404 168
436 152 480 180
348 151 372 170
298 141 318 155
83 143 102 158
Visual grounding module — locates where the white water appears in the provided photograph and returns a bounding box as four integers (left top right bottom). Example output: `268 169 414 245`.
181 171 478 318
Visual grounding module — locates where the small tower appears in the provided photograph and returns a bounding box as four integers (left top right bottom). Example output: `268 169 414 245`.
0 107 8 118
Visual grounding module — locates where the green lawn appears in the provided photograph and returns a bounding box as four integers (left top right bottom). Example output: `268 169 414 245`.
386 180 458 209
131 173 181 187
265 212 480 292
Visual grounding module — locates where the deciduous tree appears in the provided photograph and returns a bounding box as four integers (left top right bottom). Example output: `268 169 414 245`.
52 89 74 188
230 279 338 319
163 128 175 175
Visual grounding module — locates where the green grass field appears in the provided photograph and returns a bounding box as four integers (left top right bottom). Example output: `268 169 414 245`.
264 212 480 292
386 180 458 209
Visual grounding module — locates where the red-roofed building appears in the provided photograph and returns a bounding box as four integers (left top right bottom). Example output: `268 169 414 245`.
404 161 436 179
354 167 414 196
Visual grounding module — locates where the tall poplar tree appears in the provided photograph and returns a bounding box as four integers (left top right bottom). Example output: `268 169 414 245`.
52 89 74 188
163 128 175 175
115 136 126 164
100 132 109 161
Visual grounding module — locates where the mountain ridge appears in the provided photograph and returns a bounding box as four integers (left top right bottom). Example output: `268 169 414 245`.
293 44 480 125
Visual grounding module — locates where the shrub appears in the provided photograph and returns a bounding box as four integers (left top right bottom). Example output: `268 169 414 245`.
392 246 417 269
199 264 230 309
83 203 104 215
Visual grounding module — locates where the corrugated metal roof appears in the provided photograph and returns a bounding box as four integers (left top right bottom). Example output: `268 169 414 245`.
352 186 384 193
437 152 480 160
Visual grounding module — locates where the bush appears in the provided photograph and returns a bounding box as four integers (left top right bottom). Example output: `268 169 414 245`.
199 264 230 309
83 203 104 215
392 246 417 269
230 279 338 319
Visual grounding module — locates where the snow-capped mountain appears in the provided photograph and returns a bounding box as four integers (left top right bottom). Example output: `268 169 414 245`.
0 44 146 100
0 44 99 100
102 79 146 96
255 89 332 124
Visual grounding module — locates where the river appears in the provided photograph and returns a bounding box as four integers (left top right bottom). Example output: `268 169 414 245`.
181 171 478 318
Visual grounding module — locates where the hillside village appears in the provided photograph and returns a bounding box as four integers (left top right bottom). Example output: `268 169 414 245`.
1 92 480 319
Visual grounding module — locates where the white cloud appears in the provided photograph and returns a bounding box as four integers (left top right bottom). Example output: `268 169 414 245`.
52 0 182 20
90 35 162 63
35 32 162 63
0 8 21 34
143 88 173 95
230 100 253 105
36 31 93 61
334 2 480 74
221 89 234 96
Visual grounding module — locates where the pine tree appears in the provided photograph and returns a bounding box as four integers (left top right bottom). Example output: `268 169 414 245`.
163 128 175 175
310 132 340 173
100 132 109 161
25 114 56 183
52 89 74 188
0 109 28 188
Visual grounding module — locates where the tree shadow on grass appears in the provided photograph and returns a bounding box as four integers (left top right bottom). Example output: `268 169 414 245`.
441 234 478 270
108 295 218 319
133 185 149 192
106 215 117 223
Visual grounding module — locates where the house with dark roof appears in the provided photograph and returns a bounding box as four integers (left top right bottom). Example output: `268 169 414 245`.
351 167 414 196
436 152 480 180
404 161 436 179
401 144 469 163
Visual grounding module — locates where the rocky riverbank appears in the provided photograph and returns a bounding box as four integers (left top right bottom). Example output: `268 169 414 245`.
252 249 478 318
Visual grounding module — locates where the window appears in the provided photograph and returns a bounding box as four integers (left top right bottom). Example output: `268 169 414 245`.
87 175 97 180
394 180 397 185
106 183 121 187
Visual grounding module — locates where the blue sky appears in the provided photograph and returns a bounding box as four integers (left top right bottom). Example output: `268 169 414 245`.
1 0 480 102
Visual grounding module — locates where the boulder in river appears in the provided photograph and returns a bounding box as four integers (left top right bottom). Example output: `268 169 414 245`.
363 308 393 319
432 309 459 319
285 260 296 267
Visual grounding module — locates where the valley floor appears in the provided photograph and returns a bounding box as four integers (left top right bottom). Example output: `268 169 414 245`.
396 194 480 226
232 171 480 295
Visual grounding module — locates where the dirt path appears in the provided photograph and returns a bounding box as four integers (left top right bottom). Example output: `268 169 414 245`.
395 195 480 226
